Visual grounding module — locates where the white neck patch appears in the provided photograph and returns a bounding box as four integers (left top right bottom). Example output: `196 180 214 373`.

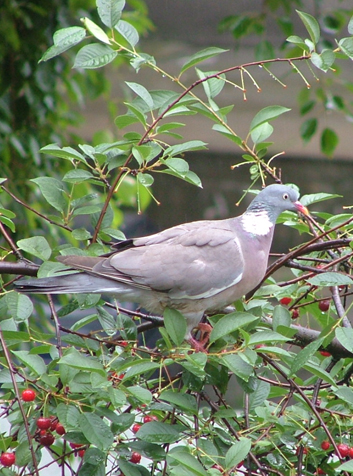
241 211 273 236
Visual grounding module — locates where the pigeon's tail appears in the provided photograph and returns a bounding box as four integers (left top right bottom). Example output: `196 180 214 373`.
14 273 122 295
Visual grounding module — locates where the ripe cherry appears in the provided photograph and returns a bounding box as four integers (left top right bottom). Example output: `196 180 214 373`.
337 443 350 457
321 441 330 450
317 469 326 475
0 452 16 467
319 300 330 312
78 449 85 458
291 309 299 319
143 415 158 423
280 297 292 306
348 447 353 458
69 442 84 449
39 432 55 447
36 417 52 430
132 423 141 433
55 423 66 435
21 389 36 402
130 452 141 463
320 350 331 357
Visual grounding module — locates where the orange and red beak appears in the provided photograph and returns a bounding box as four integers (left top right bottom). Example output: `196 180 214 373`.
294 201 309 216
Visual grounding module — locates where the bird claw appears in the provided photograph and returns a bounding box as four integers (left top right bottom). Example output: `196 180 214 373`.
187 322 213 352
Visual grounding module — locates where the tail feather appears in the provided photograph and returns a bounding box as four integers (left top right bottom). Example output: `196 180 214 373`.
14 273 124 295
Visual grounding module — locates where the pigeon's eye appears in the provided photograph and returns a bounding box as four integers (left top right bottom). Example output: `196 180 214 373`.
283 193 289 200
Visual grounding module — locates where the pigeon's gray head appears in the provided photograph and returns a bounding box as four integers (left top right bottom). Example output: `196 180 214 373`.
247 184 308 221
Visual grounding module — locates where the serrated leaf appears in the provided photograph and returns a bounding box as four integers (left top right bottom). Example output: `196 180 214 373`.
97 0 125 28
126 385 152 404
337 460 353 472
115 20 139 47
250 106 291 132
59 349 105 376
249 331 291 345
56 402 81 429
286 35 308 51
125 81 154 109
40 144 86 163
123 360 160 380
300 192 341 207
137 421 182 444
39 27 86 62
5 293 33 322
163 140 207 157
79 412 114 450
31 177 66 212
296 10 320 45
221 354 253 381
248 379 271 410
289 338 325 377
11 350 46 376
160 390 197 415
339 37 353 59
97 306 116 336
163 308 188 347
167 447 206 476
251 122 274 144
336 327 353 353
63 170 94 183
321 128 338 157
272 305 291 331
73 44 118 69
311 50 335 72
17 236 52 261
210 312 259 343
83 17 111 45
225 438 252 469
212 124 242 144
307 271 352 287
180 47 228 74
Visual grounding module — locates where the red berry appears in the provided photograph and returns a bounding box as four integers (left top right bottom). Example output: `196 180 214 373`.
132 423 141 433
317 469 326 475
0 452 16 467
255 344 266 349
130 452 141 463
280 297 292 306
120 341 128 347
21 389 36 402
39 432 55 447
291 309 299 319
55 423 66 435
319 300 330 312
348 447 353 458
143 415 153 423
321 441 330 450
320 350 331 357
337 443 350 457
78 449 85 458
296 446 308 455
36 417 52 430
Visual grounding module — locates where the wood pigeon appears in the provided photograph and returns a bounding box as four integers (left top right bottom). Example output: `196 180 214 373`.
15 184 308 348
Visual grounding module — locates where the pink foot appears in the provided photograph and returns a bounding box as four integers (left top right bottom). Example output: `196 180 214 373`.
187 322 213 352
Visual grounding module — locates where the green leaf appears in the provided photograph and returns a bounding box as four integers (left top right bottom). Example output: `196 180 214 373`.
123 361 160 380
221 354 253 381
336 327 353 353
180 47 228 74
39 27 86 62
296 10 320 45
31 177 66 212
248 379 271 410
307 272 352 287
321 128 338 157
73 44 118 69
17 236 52 261
163 307 186 346
311 50 335 72
212 124 242 144
225 437 252 469
286 35 309 51
248 331 291 345
125 81 154 110
115 20 139 48
250 106 291 132
97 306 117 336
137 421 182 444
300 192 341 207
337 460 353 472
63 170 94 183
210 312 259 343
160 390 198 415
289 338 325 377
97 0 125 28
272 305 291 331
5 293 33 322
348 15 353 35
59 348 105 376
79 412 114 450
11 350 46 376
339 37 353 59
126 385 152 404
300 118 317 142
251 122 274 144
82 17 111 45
167 447 206 476
40 144 87 163
333 386 353 406
196 69 225 100
163 140 207 157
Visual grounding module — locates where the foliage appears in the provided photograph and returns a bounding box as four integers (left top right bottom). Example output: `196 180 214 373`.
219 0 353 157
1 2 353 476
